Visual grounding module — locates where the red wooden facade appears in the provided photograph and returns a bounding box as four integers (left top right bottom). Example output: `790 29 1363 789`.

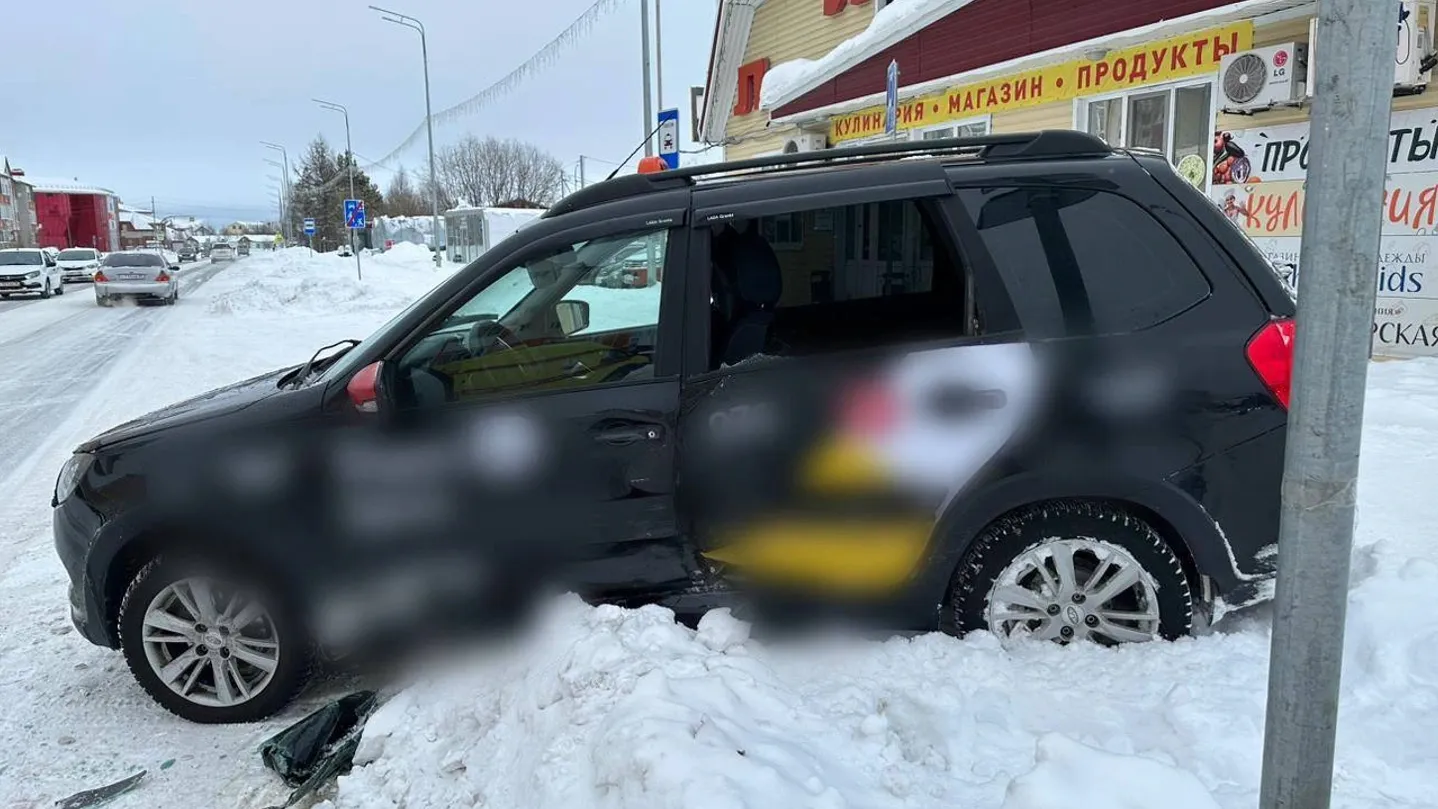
773 0 1236 118
35 193 118 251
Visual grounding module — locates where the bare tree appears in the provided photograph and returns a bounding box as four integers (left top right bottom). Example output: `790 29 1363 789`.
436 136 566 209
385 165 429 217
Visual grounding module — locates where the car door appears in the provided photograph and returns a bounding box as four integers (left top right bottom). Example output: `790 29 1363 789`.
373 204 695 600
45 253 60 286
677 162 1033 601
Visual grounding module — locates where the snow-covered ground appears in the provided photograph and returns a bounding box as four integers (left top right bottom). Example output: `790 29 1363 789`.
0 246 1433 808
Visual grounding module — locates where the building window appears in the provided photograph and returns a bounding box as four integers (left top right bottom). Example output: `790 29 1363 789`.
914 117 991 141
1078 80 1214 189
734 59 770 116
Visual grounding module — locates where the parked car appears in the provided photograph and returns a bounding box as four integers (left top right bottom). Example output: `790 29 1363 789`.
0 247 65 298
53 131 1295 723
56 247 103 283
93 251 180 306
209 242 236 262
337 244 353 258
237 241 251 257
178 244 199 263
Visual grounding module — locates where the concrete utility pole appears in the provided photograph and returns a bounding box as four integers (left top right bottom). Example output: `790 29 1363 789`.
315 98 362 280
371 6 442 268
640 0 654 156
1259 1 1399 808
654 0 663 110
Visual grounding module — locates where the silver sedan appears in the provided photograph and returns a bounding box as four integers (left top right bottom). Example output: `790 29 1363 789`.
94 252 180 306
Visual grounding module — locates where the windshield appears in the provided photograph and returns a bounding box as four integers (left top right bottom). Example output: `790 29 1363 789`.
0 251 43 266
102 253 165 267
58 249 97 261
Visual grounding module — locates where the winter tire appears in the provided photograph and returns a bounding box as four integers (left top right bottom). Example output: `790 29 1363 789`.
948 500 1193 645
55 283 64 296
117 556 312 723
41 281 52 299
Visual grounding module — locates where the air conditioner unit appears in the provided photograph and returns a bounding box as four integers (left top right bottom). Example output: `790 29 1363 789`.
1309 1 1434 92
782 132 828 153
1219 43 1308 111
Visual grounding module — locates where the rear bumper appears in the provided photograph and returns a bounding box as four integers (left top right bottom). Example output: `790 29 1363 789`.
95 281 173 298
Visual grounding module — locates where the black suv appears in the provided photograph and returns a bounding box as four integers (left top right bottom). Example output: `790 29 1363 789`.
53 132 1295 723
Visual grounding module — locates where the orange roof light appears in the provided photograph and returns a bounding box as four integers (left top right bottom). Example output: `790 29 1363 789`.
637 156 669 175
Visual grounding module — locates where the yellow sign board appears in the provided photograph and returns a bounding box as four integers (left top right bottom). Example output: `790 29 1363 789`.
829 21 1254 144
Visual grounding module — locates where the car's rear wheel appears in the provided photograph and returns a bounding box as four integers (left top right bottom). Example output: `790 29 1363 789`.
948 500 1193 645
117 556 312 723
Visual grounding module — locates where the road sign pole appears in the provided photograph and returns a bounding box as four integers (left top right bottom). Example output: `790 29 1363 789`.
1259 1 1398 808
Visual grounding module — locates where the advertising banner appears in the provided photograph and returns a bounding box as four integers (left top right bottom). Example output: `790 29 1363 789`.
1212 109 1438 357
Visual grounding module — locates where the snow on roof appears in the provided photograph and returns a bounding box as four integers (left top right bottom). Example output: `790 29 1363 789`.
760 0 966 111
119 210 155 231
165 216 207 231
23 176 116 196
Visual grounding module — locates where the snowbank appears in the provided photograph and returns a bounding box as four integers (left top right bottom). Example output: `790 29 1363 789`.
206 244 446 317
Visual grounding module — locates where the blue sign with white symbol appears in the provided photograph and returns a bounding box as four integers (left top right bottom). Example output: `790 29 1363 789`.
885 60 900 136
303 218 316 236
657 108 681 170
344 199 366 230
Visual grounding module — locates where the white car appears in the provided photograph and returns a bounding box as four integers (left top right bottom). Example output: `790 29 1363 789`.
56 247 103 283
0 248 65 299
210 243 236 262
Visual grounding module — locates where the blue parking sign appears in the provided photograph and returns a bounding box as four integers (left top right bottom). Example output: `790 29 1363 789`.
344 199 366 230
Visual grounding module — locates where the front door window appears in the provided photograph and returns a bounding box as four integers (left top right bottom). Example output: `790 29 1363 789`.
395 228 669 407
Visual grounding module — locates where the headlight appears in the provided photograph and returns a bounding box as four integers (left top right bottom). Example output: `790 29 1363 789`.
25 271 40 279
55 453 95 505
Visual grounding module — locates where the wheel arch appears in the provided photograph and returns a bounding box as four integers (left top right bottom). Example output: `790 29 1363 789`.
912 469 1238 617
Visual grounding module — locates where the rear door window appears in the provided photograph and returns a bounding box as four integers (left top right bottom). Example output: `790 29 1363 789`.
956 186 1210 337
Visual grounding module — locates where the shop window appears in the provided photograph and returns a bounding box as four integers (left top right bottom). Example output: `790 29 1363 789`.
917 118 990 141
1079 81 1213 188
706 199 972 370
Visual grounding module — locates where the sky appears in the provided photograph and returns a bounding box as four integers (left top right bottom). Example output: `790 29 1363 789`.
0 0 719 225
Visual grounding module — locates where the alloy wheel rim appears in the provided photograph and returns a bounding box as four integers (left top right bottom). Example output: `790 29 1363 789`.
985 538 1161 645
141 577 281 707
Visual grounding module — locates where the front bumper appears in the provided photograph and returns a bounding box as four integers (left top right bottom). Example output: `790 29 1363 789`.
95 281 173 299
54 497 114 648
0 278 44 293
60 268 96 282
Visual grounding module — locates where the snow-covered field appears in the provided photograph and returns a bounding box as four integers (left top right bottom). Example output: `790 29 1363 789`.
0 247 1434 809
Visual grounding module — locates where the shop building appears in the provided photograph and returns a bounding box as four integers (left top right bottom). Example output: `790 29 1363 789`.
701 0 1438 357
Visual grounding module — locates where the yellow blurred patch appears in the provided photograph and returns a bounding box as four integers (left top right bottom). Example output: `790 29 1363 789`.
800 435 890 493
703 518 934 593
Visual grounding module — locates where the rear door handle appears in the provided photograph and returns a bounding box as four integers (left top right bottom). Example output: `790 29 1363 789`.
595 425 663 446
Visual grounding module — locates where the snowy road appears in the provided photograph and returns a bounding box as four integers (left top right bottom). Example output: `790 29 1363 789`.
0 261 229 494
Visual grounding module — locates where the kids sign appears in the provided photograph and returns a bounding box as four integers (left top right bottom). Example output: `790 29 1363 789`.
829 21 1251 144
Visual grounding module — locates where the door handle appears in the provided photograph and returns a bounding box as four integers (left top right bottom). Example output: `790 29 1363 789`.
594 425 662 446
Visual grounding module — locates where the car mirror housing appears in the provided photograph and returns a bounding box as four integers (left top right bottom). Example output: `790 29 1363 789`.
555 300 591 336
346 361 385 413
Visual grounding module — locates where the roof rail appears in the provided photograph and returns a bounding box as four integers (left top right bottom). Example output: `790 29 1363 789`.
544 130 1110 218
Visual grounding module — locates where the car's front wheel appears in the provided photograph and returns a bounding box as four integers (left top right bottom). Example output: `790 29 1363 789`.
117 556 312 723
948 501 1193 645
40 280 52 299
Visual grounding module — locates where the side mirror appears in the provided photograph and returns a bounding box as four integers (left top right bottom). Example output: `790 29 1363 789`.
346 361 385 413
555 299 591 335
169 264 180 271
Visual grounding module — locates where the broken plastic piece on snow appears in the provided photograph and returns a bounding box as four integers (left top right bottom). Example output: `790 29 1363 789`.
54 770 147 809
260 690 380 808
159 759 175 771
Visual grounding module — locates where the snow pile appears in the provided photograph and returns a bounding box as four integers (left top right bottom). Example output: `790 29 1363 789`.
999 734 1221 809
206 244 446 317
761 0 970 109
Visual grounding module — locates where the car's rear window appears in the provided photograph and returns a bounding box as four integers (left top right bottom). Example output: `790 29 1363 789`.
956 186 1211 337
103 253 165 267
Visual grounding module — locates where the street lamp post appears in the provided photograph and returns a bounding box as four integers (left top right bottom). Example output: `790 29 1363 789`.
264 159 287 234
315 98 362 280
370 5 441 267
260 142 291 241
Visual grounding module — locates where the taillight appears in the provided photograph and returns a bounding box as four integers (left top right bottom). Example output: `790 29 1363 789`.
155 272 170 283
1245 318 1295 409
93 271 108 282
